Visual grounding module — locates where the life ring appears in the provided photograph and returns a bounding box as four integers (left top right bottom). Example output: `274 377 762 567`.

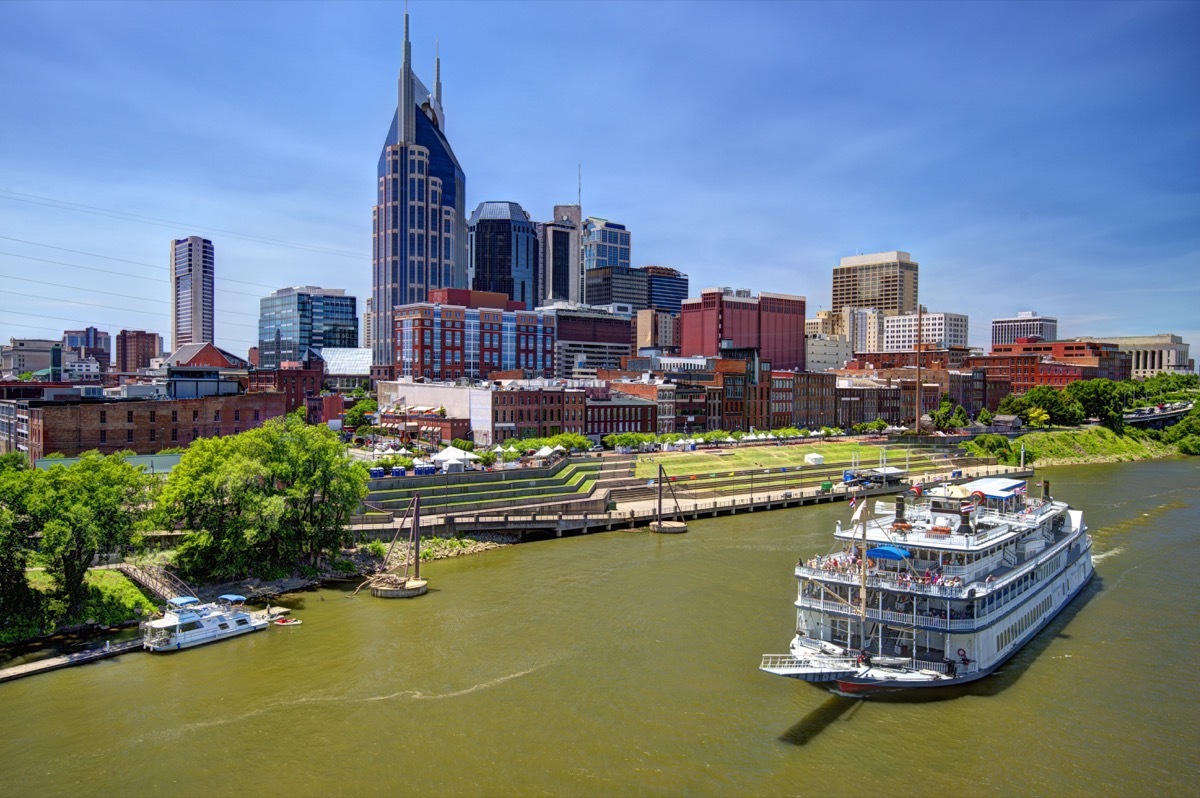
971 491 986 505
957 648 967 659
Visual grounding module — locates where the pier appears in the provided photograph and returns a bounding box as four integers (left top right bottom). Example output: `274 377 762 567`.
0 639 143 685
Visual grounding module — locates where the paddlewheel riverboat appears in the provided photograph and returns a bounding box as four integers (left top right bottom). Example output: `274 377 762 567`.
760 477 1093 694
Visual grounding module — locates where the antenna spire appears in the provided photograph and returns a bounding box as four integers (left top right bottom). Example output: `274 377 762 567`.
435 37 442 105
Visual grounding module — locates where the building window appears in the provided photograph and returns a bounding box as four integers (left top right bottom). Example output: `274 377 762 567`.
192 410 199 422
234 409 240 421
253 409 260 421
126 429 134 443
99 411 106 424
172 410 178 423
99 429 107 444
149 410 156 423
150 429 157 442
127 410 134 423
214 410 220 422
171 428 178 441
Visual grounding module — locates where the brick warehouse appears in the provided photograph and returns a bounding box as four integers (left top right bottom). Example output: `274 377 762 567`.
23 393 288 462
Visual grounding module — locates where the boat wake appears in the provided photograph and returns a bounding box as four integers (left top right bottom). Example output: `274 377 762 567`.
1091 546 1123 564
372 663 547 702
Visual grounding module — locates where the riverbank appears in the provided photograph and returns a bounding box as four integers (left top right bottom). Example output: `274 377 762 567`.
1010 426 1180 467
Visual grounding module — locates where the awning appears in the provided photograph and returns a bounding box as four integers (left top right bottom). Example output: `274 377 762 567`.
169 596 200 606
867 546 910 560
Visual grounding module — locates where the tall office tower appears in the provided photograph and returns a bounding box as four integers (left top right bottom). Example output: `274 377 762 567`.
831 251 919 319
258 286 358 370
62 326 111 368
883 312 969 351
639 266 688 314
363 297 373 350
538 204 581 304
115 330 163 373
371 12 467 378
991 311 1058 347
170 236 215 352
581 217 630 302
468 201 539 310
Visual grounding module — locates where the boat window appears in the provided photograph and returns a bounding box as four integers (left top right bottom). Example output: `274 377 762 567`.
218 623 229 630
180 621 204 632
236 618 249 626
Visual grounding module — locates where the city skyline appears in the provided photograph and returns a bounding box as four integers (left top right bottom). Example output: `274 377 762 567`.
1 1 1196 357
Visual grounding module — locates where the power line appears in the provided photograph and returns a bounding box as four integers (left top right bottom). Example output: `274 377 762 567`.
0 312 257 351
0 190 368 260
0 273 259 318
0 250 266 298
0 234 281 291
0 290 257 329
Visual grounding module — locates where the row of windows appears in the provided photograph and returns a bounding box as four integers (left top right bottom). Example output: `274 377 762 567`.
98 426 245 445
97 408 259 424
997 595 1054 651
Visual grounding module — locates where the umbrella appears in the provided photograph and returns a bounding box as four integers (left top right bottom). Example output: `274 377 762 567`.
492 445 504 453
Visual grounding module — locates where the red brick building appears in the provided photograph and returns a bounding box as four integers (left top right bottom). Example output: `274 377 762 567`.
680 288 806 371
988 337 1131 382
115 330 162 374
584 389 657 439
23 393 288 461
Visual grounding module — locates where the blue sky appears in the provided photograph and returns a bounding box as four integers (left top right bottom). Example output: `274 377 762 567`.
1 0 1197 358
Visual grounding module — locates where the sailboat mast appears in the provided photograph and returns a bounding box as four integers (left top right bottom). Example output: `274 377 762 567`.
413 494 421 581
859 497 868 650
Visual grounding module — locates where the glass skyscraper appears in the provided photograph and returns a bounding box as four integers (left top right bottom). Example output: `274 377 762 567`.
468 201 538 310
170 236 214 352
371 12 467 377
258 286 358 369
581 217 630 305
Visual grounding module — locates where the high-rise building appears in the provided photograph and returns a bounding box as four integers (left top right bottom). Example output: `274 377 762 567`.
258 286 358 370
363 297 373 350
883 312 969 352
537 204 581 305
371 12 467 378
831 251 918 319
581 217 630 302
991 311 1058 347
170 236 215 352
635 309 680 353
680 287 807 371
584 265 647 310
115 330 163 373
640 266 689 314
841 307 884 354
468 201 539 310
62 327 111 368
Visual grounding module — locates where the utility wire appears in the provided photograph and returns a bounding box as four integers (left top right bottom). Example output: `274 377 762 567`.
0 251 267 298
0 234 281 291
0 190 367 259
0 289 257 329
0 273 259 318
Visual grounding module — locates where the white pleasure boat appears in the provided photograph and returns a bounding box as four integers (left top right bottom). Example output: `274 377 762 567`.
761 477 1093 694
142 594 270 652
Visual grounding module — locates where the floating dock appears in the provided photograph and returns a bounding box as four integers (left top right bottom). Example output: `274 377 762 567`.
0 639 143 685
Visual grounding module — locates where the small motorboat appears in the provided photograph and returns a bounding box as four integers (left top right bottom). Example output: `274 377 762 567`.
273 618 302 627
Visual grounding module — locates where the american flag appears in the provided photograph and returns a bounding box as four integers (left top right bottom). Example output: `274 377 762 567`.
960 500 975 513
1014 483 1027 495
849 494 857 510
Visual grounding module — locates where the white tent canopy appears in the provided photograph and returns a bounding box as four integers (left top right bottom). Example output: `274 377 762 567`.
533 446 555 458
432 445 480 462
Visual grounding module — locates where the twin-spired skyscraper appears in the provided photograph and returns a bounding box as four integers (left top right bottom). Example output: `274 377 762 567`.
370 13 468 378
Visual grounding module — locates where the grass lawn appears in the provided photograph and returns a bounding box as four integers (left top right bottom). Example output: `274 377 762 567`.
634 442 879 478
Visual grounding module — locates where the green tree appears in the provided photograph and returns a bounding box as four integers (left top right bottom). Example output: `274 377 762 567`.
1065 379 1125 432
949 405 969 429
344 399 378 430
1027 407 1051 428
27 452 154 616
977 408 994 426
0 505 37 629
160 417 368 581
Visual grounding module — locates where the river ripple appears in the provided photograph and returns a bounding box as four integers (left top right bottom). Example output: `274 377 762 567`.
0 459 1197 797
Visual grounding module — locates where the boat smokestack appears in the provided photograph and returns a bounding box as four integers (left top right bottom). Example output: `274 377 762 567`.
1043 480 1051 501
894 494 906 522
